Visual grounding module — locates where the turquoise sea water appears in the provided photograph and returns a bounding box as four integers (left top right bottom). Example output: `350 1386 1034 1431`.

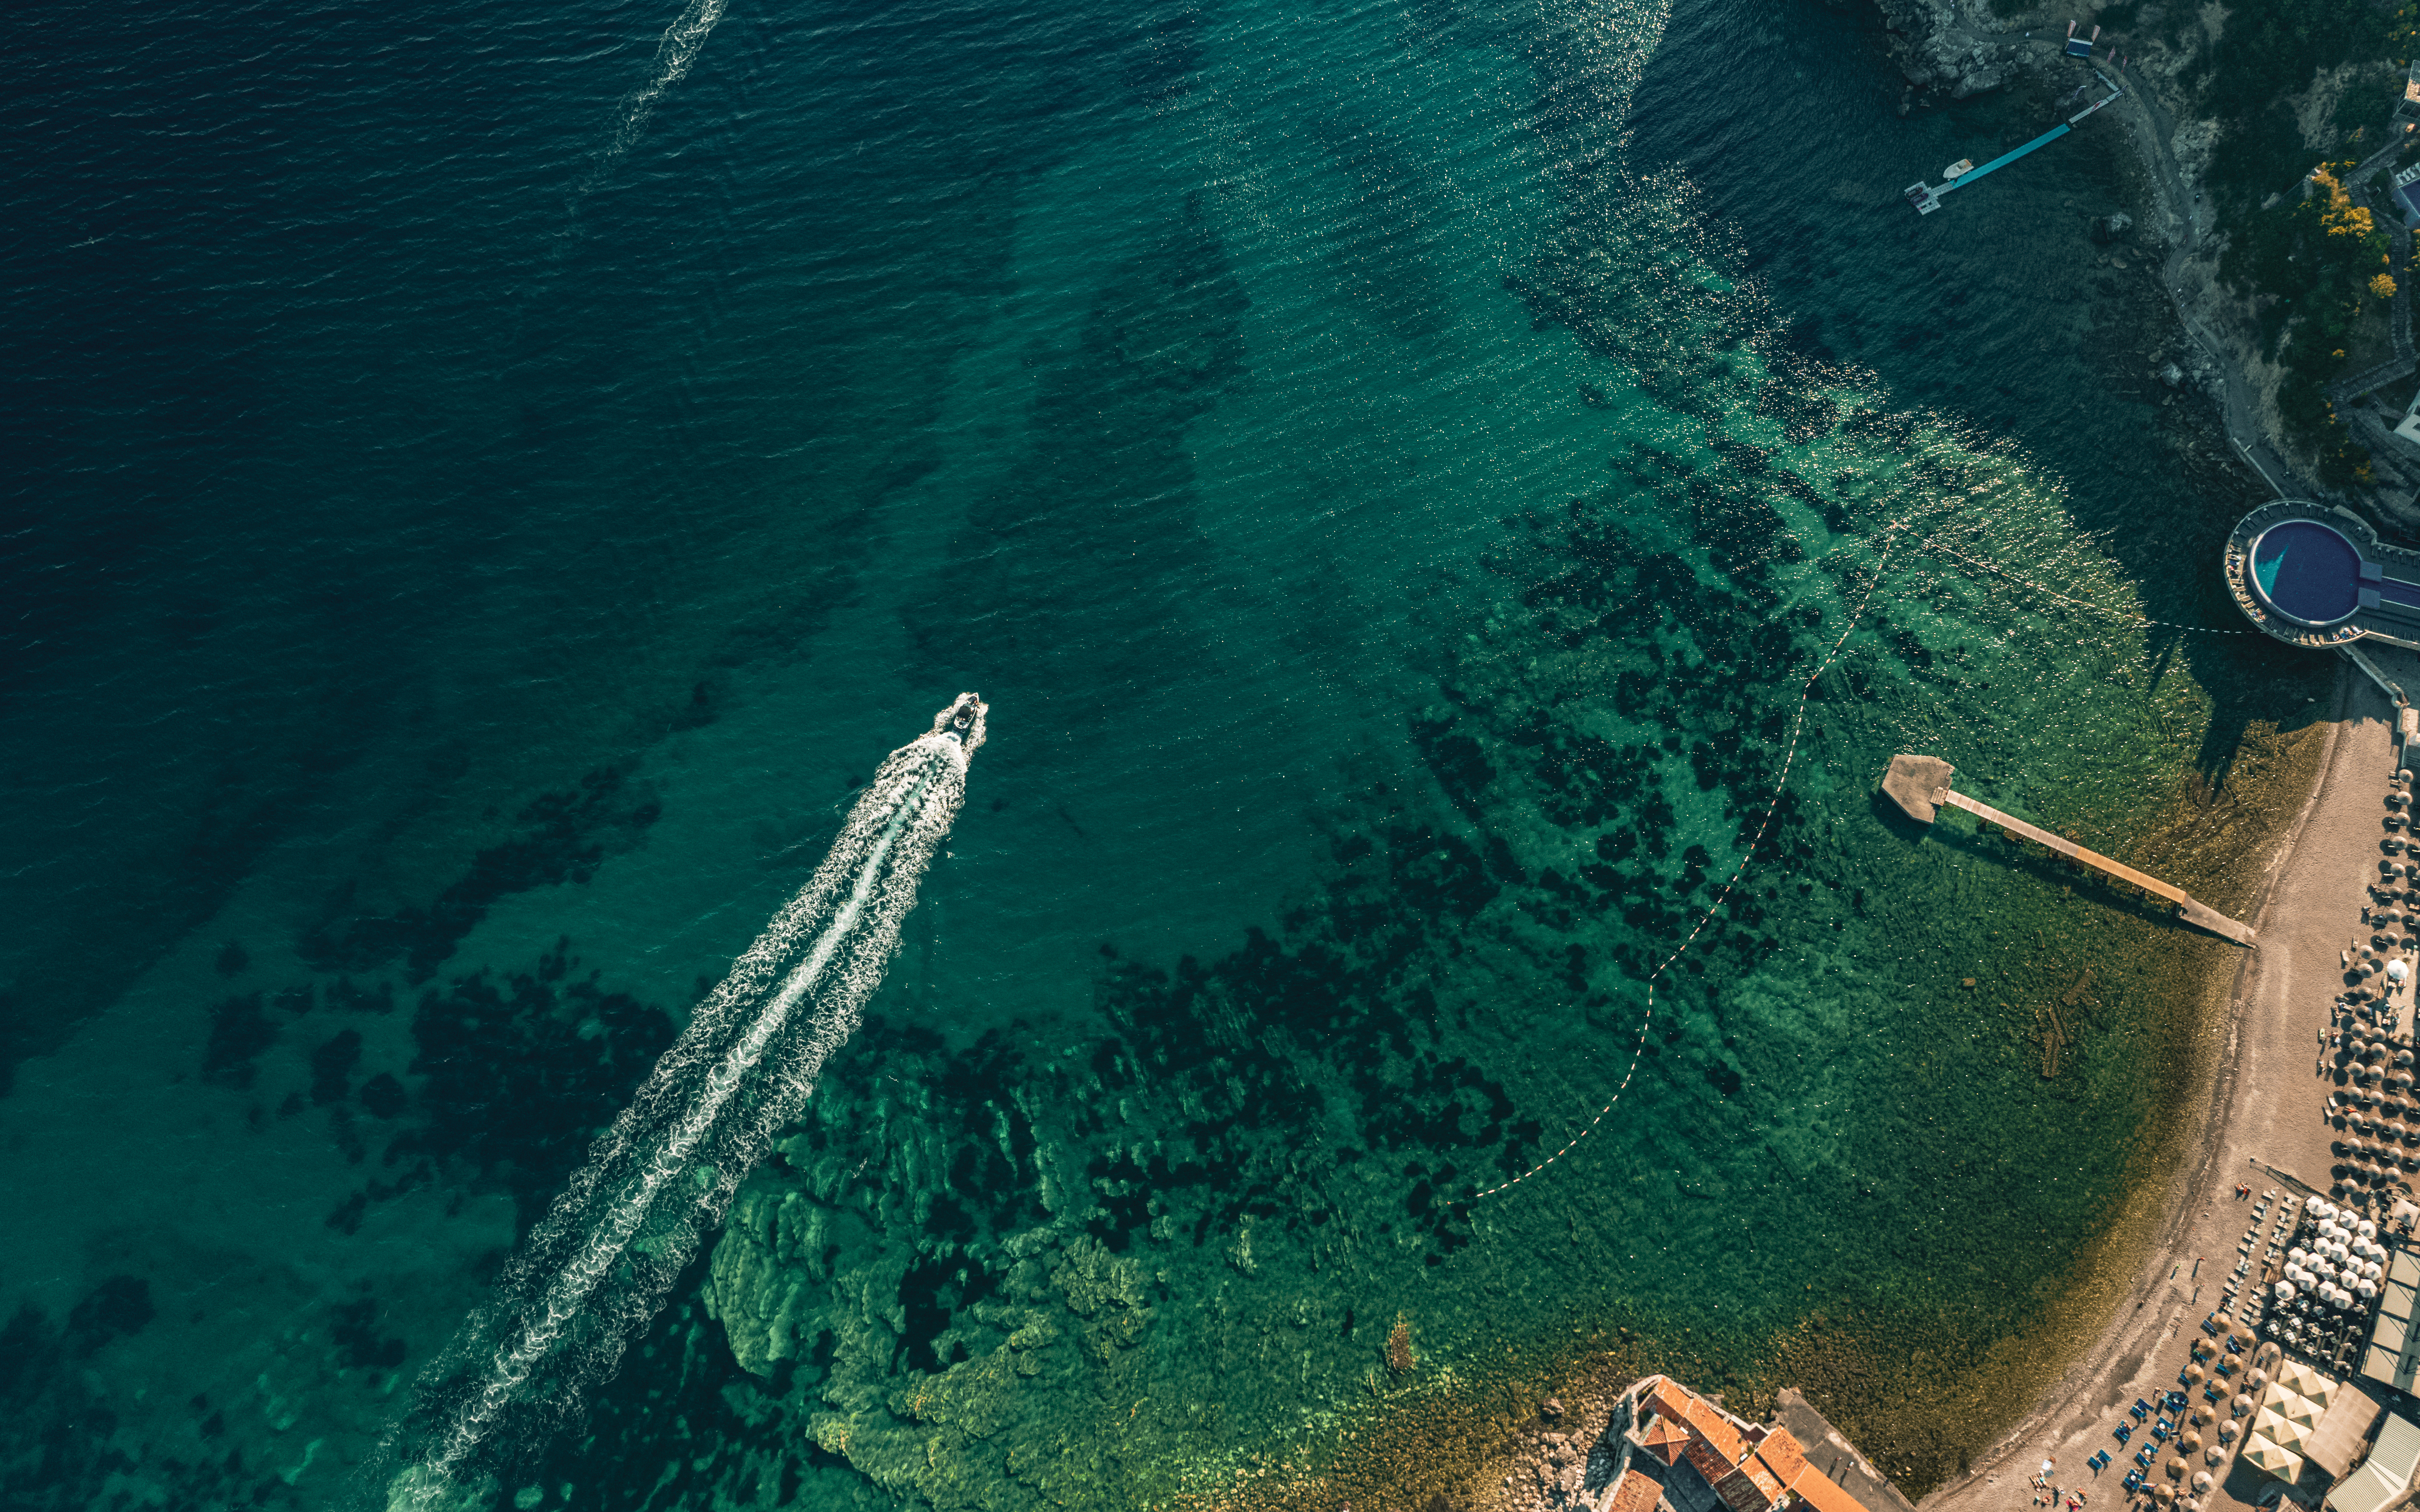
1 0 2314 1506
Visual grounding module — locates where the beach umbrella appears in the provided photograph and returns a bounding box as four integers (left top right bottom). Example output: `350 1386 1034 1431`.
2182 1431 2203 1452
2186 1365 2206 1384
2167 1458 2188 1480
2154 1486 2176 1505
2275 1283 2296 1302
2366 1218 2385 1237
2191 1406 2213 1426
2220 1420 2240 1442
2234 1395 2253 1416
2363 1279 2381 1299
2194 1472 2213 1490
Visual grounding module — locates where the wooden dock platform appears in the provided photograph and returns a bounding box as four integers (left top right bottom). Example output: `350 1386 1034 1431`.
1881 754 2257 947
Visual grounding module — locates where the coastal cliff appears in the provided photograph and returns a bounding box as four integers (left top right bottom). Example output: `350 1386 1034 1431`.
1865 0 2420 517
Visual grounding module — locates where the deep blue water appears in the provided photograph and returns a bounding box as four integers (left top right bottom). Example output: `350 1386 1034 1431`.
2 0 2304 1506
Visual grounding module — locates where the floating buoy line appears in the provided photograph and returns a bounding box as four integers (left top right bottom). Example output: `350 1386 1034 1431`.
1915 535 2258 636
1474 518 1919 1198
1475 514 2258 1202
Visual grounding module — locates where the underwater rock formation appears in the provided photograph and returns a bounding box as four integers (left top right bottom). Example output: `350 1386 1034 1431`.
1871 0 2010 98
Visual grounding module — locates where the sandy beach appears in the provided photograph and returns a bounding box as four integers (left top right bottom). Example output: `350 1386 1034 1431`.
1921 643 2420 1512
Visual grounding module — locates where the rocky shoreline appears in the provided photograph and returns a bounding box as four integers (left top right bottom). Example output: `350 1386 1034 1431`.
1873 0 2011 101
1865 0 2420 538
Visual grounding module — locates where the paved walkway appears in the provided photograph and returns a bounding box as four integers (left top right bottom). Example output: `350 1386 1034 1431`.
1918 652 2420 1512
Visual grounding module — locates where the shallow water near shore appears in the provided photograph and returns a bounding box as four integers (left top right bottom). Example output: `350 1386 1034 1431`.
0 0 2327 1507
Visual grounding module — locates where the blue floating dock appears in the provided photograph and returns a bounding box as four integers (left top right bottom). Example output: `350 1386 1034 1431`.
1904 74 2122 215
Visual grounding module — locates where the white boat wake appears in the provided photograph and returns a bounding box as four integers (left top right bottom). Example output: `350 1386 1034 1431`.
580 0 731 192
378 695 987 1510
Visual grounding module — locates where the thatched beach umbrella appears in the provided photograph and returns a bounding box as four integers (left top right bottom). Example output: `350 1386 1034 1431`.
2186 1363 2206 1383
2182 1431 2203 1453
2168 1457 2189 1480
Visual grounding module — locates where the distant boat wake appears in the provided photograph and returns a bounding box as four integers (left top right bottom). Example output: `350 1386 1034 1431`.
377 695 987 1510
578 0 731 194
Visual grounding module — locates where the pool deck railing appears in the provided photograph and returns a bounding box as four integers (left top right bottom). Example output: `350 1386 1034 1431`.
1881 754 2257 947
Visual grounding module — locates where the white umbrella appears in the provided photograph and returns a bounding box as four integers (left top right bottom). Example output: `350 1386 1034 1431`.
2362 1279 2381 1299
2289 1247 2309 1265
2275 1282 2297 1301
2362 1218 2381 1237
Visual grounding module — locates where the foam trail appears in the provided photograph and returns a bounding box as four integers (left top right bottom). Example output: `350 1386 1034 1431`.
574 0 729 196
378 695 987 1510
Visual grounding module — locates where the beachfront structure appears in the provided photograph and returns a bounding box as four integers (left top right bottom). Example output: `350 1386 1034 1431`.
2393 383 2420 444
2243 1361 2368 1485
2324 1408 2420 1512
2393 163 2420 229
1591 1376 1890 1512
2362 1249 2420 1390
2226 501 2420 651
2393 63 2420 141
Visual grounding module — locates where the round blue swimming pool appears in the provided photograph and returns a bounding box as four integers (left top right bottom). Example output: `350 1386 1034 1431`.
2249 519 2363 626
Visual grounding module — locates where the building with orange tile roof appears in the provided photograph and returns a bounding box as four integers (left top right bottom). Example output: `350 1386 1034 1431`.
1580 1375 1894 1512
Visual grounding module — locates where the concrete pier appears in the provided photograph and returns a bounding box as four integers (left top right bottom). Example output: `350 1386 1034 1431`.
1881 754 2257 946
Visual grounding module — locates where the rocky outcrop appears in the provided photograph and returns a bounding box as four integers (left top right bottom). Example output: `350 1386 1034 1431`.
1874 0 2009 97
